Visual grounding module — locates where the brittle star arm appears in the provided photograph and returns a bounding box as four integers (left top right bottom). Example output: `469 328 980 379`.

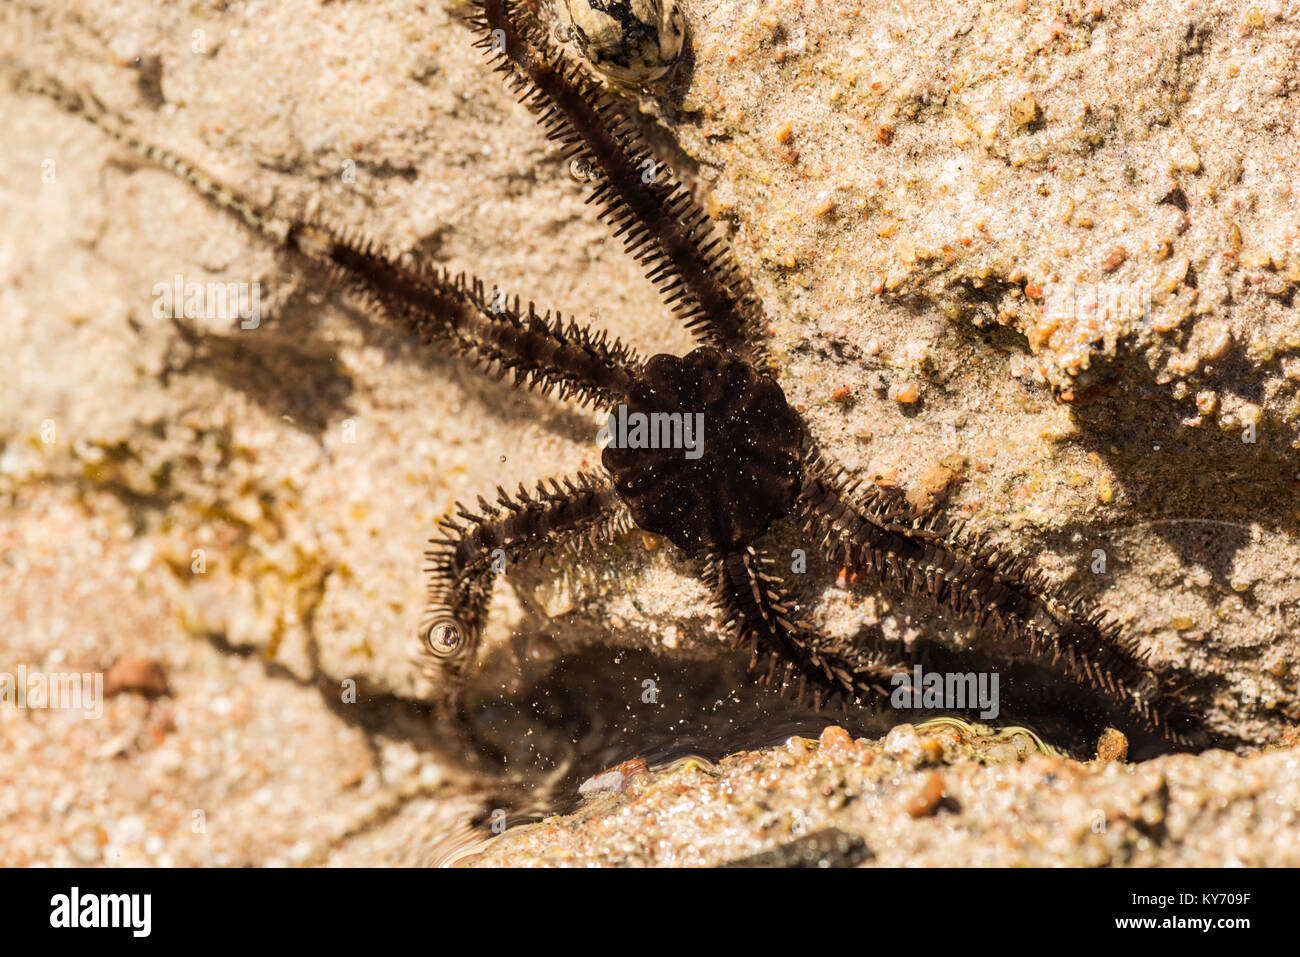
471 0 766 362
16 69 640 409
792 451 1205 748
703 547 905 712
422 472 629 681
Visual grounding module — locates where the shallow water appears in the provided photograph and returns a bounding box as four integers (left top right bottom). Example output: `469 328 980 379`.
426 644 1087 865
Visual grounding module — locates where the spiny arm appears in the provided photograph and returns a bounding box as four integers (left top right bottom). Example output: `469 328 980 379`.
794 452 1206 749
471 0 767 363
15 67 641 409
422 472 629 682
703 547 905 711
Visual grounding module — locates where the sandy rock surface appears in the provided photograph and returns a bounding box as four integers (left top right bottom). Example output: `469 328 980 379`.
0 0 1297 866
465 722 1300 867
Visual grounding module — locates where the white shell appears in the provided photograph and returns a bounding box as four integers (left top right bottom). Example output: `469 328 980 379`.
560 0 686 83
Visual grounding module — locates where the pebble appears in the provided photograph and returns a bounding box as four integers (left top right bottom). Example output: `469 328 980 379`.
579 758 649 798
920 461 963 496
889 382 920 403
1011 93 1039 126
103 657 169 697
820 725 854 750
884 723 928 766
869 465 901 488
1100 245 1128 272
906 772 946 816
817 724 865 761
1096 728 1128 763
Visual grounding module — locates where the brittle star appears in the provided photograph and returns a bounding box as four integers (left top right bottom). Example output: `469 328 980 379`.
16 0 1214 752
